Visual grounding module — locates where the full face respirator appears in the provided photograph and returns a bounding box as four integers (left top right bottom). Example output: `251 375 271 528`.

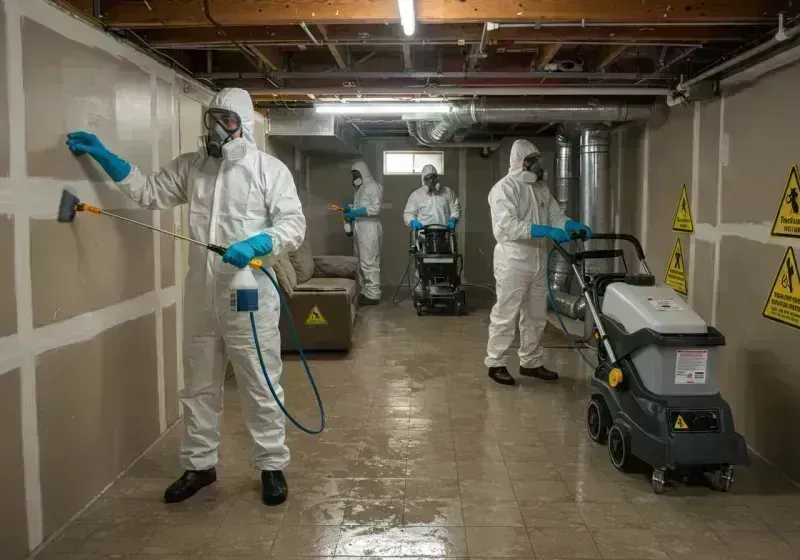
203 108 243 158
522 153 547 183
423 173 440 193
352 170 363 188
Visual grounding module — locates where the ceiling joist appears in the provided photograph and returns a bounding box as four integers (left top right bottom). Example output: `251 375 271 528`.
86 0 786 28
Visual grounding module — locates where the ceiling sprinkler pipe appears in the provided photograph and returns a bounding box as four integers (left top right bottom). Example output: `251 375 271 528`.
250 86 670 97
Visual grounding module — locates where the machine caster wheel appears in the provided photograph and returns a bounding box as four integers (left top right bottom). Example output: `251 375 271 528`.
608 423 633 472
651 468 667 494
454 296 465 316
586 397 611 444
717 466 734 492
416 304 425 316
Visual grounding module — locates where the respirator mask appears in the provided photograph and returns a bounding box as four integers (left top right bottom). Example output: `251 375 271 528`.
423 173 440 193
203 108 242 158
522 152 547 183
352 170 363 188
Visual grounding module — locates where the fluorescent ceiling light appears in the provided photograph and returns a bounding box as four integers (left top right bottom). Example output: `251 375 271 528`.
398 0 416 36
315 103 451 115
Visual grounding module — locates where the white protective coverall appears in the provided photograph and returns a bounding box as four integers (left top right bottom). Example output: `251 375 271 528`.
403 164 461 228
485 139 568 369
351 161 384 300
116 88 306 471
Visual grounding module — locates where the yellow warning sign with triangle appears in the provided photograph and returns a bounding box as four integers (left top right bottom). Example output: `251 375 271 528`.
672 184 694 233
665 238 688 296
305 305 328 326
674 415 689 430
762 247 800 332
770 165 800 238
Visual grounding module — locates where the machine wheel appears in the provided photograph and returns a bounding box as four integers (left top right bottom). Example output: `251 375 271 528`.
717 465 734 492
416 303 425 316
454 293 465 316
608 423 632 472
651 468 667 494
586 397 611 444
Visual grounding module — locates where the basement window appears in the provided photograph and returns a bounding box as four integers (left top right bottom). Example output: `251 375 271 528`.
383 151 444 175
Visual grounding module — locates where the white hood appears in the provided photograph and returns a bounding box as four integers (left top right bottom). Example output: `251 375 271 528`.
420 163 439 190
509 139 540 177
209 87 257 149
351 160 374 183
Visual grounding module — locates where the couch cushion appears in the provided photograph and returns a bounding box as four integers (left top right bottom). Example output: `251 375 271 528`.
272 253 297 298
313 255 357 279
295 277 356 296
289 239 315 284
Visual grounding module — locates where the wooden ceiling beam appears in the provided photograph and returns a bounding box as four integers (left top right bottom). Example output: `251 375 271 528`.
317 24 349 69
596 45 629 70
248 46 283 71
536 43 562 69
90 0 786 29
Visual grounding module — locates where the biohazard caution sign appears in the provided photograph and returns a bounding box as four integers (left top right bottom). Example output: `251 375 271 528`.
770 165 800 239
674 415 689 430
305 305 328 326
762 247 800 332
665 238 688 296
672 184 694 233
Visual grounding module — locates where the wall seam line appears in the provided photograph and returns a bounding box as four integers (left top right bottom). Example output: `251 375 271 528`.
711 94 726 325
688 102 701 307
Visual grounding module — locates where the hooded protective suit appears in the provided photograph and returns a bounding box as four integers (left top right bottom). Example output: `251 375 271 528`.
403 164 461 228
350 161 384 300
485 139 568 369
104 88 305 471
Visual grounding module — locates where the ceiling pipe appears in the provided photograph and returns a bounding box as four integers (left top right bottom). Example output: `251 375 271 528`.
299 22 322 45
203 70 668 81
493 20 773 29
407 121 500 149
412 98 653 144
250 86 669 97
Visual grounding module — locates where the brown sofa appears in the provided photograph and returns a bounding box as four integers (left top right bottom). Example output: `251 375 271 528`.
272 240 358 352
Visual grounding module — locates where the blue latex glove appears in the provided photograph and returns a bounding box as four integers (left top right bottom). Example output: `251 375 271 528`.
446 217 458 231
410 219 424 231
344 207 368 220
222 233 274 269
531 224 570 243
564 219 594 238
66 131 132 182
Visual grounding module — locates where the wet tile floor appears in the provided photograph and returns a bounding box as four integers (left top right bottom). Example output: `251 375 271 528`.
39 303 800 559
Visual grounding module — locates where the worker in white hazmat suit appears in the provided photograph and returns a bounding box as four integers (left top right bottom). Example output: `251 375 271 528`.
344 161 384 304
403 164 461 232
66 88 305 505
485 139 592 386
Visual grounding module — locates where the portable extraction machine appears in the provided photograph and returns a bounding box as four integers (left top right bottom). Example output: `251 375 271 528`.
551 233 747 494
411 224 465 316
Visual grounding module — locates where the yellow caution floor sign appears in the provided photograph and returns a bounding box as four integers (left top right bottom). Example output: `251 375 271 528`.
674 415 689 430
672 184 695 233
305 305 328 326
665 238 688 296
762 247 800 332
770 165 800 239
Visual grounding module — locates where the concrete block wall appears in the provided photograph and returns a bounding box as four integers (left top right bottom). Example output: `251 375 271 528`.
613 61 800 483
0 0 211 556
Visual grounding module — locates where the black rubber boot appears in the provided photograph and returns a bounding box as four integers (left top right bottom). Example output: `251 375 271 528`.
359 295 380 306
488 366 516 386
163 468 217 503
261 470 289 506
519 365 559 381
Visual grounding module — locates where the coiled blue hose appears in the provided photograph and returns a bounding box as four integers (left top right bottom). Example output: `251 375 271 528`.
250 266 325 435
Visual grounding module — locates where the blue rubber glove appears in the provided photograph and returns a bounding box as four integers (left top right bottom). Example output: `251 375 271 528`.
222 233 274 269
344 207 368 220
66 131 132 182
531 224 570 243
410 219 424 231
446 217 458 231
564 219 594 238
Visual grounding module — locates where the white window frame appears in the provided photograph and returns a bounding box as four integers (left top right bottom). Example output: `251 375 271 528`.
383 150 445 176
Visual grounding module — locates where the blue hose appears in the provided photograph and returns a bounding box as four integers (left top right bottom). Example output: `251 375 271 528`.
546 247 598 370
249 266 325 435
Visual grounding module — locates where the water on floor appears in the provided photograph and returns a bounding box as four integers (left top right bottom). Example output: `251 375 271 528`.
38 303 800 559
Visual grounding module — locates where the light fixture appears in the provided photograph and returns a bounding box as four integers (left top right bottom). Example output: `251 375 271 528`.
315 103 451 115
397 0 416 36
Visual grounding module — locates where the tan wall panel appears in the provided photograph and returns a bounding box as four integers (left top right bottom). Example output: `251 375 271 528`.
615 124 646 269
163 304 179 426
0 215 17 337
255 117 266 152
0 369 29 560
697 99 720 225
30 211 155 327
464 146 500 286
161 210 175 289
157 78 174 171
22 18 152 181
0 1 9 178
646 105 694 281
691 239 715 324
722 62 800 223
716 236 800 481
36 313 160 535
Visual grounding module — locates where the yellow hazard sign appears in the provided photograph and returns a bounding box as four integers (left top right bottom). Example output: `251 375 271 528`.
305 305 328 326
665 238 688 296
762 247 800 332
674 415 689 430
770 165 800 239
672 184 694 233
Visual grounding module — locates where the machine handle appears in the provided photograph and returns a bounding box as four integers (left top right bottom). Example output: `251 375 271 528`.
590 233 646 262
574 249 625 262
